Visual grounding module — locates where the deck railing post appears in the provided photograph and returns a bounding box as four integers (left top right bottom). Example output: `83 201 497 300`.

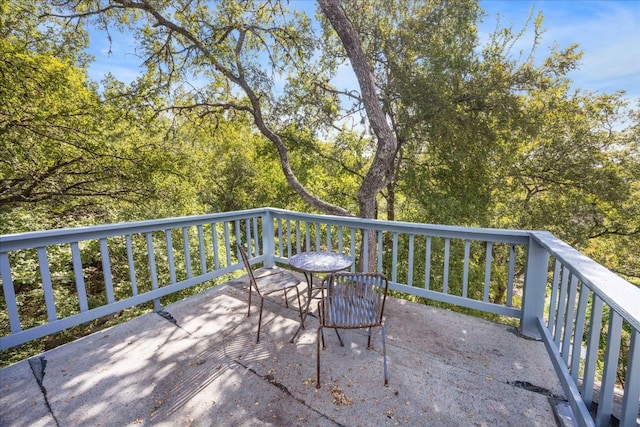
262 209 276 268
520 235 549 339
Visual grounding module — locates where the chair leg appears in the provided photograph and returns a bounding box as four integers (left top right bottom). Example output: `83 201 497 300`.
256 297 265 343
382 324 388 386
295 288 304 329
334 328 344 347
283 288 289 308
367 326 372 348
247 287 253 317
318 302 326 348
316 326 322 388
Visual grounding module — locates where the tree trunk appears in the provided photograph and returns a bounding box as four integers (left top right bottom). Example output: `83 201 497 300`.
319 0 400 271
318 0 399 221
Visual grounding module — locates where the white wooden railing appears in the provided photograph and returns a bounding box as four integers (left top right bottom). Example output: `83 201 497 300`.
1 208 638 426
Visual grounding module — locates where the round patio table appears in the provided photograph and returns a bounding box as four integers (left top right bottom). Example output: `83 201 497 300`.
288 251 352 343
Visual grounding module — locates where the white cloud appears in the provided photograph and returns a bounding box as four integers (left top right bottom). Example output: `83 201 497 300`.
543 2 639 94
479 0 640 98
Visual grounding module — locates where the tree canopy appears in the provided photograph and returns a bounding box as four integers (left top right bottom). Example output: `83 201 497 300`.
1 0 637 282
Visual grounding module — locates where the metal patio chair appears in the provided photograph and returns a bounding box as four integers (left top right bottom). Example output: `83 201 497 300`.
237 243 305 343
316 272 389 388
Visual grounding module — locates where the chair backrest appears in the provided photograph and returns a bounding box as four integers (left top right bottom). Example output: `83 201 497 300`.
236 243 261 295
321 272 388 326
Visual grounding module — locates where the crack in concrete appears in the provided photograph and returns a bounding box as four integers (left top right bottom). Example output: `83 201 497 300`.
156 309 192 335
156 309 178 325
507 380 577 426
509 327 542 341
508 380 564 400
28 356 60 427
234 359 346 427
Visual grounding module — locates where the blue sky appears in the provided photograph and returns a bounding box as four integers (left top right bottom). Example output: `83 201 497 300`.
87 1 640 101
478 0 640 101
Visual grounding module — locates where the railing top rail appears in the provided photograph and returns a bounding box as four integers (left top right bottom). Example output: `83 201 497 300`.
0 208 269 252
0 207 535 252
268 208 531 244
531 230 640 331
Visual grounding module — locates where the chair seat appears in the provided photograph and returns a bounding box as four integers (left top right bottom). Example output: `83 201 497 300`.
237 244 305 343
256 272 302 295
323 295 377 327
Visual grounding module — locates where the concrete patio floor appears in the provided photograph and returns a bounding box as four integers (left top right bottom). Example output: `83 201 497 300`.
1 269 569 426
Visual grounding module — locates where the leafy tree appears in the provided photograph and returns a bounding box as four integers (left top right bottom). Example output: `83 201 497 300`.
1 1 198 225
41 0 638 278
46 0 402 221
172 110 297 212
497 89 640 282
320 0 639 281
